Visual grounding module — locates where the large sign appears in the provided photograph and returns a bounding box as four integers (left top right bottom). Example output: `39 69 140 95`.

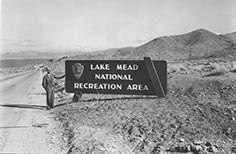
65 58 167 97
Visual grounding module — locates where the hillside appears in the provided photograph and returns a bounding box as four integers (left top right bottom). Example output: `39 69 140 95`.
113 29 236 61
64 29 236 62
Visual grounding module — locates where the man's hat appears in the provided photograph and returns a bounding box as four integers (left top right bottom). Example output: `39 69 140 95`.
42 67 51 72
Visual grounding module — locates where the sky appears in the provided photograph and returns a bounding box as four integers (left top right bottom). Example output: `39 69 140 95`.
1 0 236 52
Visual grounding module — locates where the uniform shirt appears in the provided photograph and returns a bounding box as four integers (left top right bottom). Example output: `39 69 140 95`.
42 73 55 89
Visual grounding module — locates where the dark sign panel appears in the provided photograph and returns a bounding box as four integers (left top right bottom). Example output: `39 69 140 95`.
65 59 167 96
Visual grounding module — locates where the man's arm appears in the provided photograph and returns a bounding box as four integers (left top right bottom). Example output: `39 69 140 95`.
53 74 65 79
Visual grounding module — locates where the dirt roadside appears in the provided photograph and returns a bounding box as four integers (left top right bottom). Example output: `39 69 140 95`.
51 72 236 154
0 70 61 153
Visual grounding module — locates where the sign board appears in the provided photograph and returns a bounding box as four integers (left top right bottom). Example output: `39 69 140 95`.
65 58 167 97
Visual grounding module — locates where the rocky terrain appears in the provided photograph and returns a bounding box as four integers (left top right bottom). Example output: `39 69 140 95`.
44 29 236 154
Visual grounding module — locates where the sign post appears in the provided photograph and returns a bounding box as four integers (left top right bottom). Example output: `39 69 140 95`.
144 57 166 97
65 57 167 97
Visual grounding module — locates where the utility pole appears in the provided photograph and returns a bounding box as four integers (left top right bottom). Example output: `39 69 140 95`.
189 45 192 60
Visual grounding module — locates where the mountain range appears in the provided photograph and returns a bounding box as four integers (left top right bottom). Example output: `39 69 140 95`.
2 29 236 61
1 50 82 59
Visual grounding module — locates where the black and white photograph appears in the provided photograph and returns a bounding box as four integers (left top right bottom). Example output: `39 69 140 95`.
0 0 236 153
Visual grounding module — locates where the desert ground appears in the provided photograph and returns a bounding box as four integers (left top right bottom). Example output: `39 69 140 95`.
46 60 236 154
0 29 236 154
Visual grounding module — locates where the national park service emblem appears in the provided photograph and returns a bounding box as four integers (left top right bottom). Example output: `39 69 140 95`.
72 63 84 79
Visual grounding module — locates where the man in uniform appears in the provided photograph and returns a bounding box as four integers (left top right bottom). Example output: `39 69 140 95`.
42 67 65 110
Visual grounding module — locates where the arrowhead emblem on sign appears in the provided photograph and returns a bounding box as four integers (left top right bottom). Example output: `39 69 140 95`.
72 63 84 80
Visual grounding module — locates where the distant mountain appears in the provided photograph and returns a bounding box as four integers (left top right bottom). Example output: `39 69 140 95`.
4 29 236 62
1 39 100 59
112 29 236 61
1 50 81 59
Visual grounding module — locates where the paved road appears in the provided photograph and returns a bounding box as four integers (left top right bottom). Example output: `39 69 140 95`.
0 69 56 153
